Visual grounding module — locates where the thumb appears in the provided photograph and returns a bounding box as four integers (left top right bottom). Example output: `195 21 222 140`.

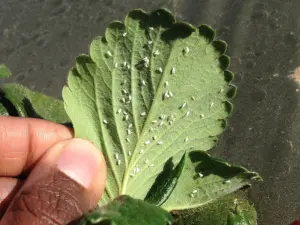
0 138 106 225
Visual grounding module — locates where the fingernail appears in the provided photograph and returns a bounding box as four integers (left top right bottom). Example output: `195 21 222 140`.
57 139 101 189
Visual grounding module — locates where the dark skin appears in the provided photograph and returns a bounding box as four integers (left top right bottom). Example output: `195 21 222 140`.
0 116 107 225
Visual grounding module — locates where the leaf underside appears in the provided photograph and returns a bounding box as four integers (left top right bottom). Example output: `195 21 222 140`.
172 192 257 225
79 195 173 225
63 8 237 205
162 151 261 211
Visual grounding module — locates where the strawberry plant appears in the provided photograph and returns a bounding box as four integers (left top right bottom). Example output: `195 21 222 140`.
0 9 262 225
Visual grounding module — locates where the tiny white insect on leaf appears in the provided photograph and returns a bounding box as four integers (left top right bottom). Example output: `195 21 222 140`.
117 109 122 114
114 153 119 160
149 27 154 30
152 136 157 140
140 112 147 116
157 141 163 145
114 63 118 68
126 138 130 142
191 96 195 100
154 50 160 56
190 193 195 198
185 111 191 117
168 91 174 97
152 120 157 124
117 159 121 165
128 151 132 156
184 137 189 142
184 47 190 54
223 180 231 184
180 103 187 109
145 140 151 145
103 119 108 124
123 32 127 37
171 67 176 74
106 51 112 57
210 102 214 108
139 149 144 154
200 114 204 119
127 129 131 135
145 159 149 164
164 81 169 87
192 190 198 194
148 40 153 45
128 123 133 128
198 172 204 178
141 80 146 86
158 67 163 73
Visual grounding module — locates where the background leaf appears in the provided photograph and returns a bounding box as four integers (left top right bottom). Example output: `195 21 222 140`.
0 64 12 78
172 192 257 225
79 195 173 225
162 151 261 211
63 8 241 206
1 83 70 123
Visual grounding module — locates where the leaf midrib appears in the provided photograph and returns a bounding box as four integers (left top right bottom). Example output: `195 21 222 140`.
121 28 177 194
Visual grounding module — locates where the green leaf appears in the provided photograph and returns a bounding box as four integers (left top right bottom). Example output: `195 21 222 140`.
1 84 70 123
145 152 186 206
172 192 257 225
162 151 261 211
79 195 173 225
0 64 12 78
0 103 9 116
227 205 251 225
63 9 235 204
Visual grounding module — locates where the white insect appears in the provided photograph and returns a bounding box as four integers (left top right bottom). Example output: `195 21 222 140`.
171 67 176 74
128 123 133 128
192 190 198 194
190 193 195 198
180 103 187 109
152 120 158 124
168 91 174 97
164 81 169 87
198 172 204 178
128 151 132 156
103 119 108 124
158 121 164 127
154 50 160 56
127 129 131 135
117 109 122 114
160 114 166 119
122 89 128 94
143 56 150 64
210 102 214 108
142 80 146 86
123 61 127 67
185 111 191 117
158 67 163 73
148 40 153 45
124 115 129 121
117 159 121 165
121 98 126 103
149 27 154 31
123 32 127 37
152 136 157 140
145 159 149 164
145 140 151 145
149 164 154 167
126 138 130 142
114 153 119 160
184 137 189 142
200 114 204 119
184 47 190 54
163 91 170 100
127 64 131 70
157 141 163 145
114 63 118 68
223 180 231 184
106 51 112 57
141 112 147 116
139 149 144 154
219 89 224 93
191 96 195 100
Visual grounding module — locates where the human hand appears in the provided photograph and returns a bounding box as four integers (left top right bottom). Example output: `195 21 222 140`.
0 116 106 225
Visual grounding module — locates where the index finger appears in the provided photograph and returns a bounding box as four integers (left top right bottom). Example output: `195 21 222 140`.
0 116 73 177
